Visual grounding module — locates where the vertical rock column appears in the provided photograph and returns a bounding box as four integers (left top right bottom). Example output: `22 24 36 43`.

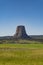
13 25 30 39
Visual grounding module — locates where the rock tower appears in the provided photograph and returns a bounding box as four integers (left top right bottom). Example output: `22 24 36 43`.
13 25 30 39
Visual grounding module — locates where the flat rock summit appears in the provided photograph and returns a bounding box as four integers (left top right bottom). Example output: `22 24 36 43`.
13 25 30 39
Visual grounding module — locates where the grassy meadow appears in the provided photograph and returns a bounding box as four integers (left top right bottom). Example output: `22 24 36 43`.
0 42 43 65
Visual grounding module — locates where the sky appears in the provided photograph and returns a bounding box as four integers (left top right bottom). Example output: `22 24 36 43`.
0 0 43 36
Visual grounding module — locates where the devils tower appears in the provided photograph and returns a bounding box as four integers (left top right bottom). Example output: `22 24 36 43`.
13 25 30 39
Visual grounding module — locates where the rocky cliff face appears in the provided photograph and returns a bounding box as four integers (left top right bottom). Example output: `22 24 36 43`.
13 25 30 39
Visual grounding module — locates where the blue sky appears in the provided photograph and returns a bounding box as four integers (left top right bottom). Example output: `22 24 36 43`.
0 0 43 36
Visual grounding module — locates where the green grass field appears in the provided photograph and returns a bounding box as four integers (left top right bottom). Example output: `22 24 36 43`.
0 43 43 65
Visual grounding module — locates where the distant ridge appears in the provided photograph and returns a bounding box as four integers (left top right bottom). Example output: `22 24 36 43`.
0 25 43 42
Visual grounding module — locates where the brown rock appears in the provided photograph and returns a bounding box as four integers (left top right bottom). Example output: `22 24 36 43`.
13 25 30 39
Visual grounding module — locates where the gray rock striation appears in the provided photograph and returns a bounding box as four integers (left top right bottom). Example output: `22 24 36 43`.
13 25 30 39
